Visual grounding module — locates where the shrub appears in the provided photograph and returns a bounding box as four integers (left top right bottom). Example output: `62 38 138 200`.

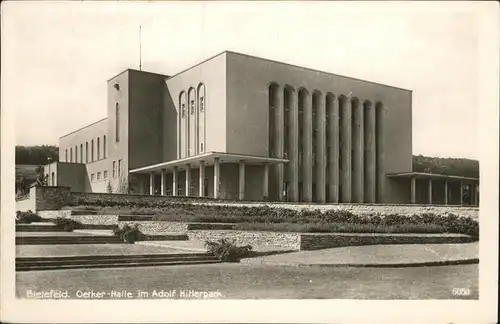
16 211 42 224
51 218 83 232
205 238 253 262
113 223 144 243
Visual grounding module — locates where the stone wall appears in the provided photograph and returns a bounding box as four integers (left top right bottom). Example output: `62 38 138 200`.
299 233 478 250
34 186 71 211
187 230 301 250
70 192 220 206
38 210 72 219
118 221 189 234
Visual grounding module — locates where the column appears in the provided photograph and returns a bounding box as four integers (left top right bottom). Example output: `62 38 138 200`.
275 86 284 201
459 180 464 205
213 157 220 199
352 100 364 203
289 89 299 202
428 178 433 205
469 183 474 205
238 161 245 201
149 172 155 196
341 98 352 202
263 162 269 200
328 95 339 202
185 166 191 197
303 93 313 202
376 104 386 203
410 177 416 204
316 93 326 203
160 169 167 196
199 161 205 197
364 102 376 203
172 167 178 196
444 180 448 205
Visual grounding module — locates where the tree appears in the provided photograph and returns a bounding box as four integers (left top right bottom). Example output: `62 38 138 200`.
16 145 59 165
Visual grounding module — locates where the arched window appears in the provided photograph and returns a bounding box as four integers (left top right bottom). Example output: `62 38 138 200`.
103 135 107 158
197 83 206 153
75 145 78 163
179 91 187 158
188 88 196 156
115 103 120 143
65 149 68 162
91 140 94 162
70 147 73 163
80 144 83 163
97 137 100 160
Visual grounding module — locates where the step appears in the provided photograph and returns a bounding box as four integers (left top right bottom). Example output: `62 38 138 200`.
71 210 98 215
143 234 188 241
16 236 123 245
187 223 237 230
16 252 212 262
16 259 222 271
16 255 219 267
118 215 154 221
16 224 65 232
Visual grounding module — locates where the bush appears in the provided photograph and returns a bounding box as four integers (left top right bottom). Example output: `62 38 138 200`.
113 223 144 243
51 218 83 232
16 211 43 224
205 238 253 262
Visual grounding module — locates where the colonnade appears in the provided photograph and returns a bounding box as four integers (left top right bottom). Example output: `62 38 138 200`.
268 83 385 203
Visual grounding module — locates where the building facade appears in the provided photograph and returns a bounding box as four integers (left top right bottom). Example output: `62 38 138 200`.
44 51 479 205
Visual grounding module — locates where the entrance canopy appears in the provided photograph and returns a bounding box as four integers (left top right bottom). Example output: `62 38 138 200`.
130 151 289 174
387 172 478 182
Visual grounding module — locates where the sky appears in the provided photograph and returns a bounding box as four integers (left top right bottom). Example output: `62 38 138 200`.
1 1 485 159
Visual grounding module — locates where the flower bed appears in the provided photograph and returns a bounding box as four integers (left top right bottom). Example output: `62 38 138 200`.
67 204 479 237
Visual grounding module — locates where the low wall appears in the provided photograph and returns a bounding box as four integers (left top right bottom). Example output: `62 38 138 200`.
118 221 189 234
34 186 71 211
38 210 72 219
16 196 35 212
70 192 218 206
187 230 301 250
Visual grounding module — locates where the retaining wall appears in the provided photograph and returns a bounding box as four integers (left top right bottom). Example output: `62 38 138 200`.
187 230 301 249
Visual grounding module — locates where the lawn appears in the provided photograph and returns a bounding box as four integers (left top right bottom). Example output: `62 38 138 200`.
16 263 478 299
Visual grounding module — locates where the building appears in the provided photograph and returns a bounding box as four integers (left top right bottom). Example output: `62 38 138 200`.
45 50 479 205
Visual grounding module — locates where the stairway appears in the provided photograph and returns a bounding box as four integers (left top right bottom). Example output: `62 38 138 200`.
16 235 124 245
16 253 221 271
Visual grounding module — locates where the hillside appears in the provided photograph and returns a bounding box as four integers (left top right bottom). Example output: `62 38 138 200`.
412 155 479 178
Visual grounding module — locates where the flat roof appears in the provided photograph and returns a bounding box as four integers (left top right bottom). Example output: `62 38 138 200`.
387 172 479 182
130 151 288 173
59 118 107 139
106 68 169 82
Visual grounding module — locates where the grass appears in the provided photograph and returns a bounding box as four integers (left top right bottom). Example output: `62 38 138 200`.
16 263 478 299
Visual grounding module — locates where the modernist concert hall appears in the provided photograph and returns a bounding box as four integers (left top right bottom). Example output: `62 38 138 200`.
46 51 479 205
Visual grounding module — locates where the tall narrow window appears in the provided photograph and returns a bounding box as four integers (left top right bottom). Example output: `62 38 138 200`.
65 149 68 162
91 140 94 162
103 135 107 158
80 144 83 163
51 172 55 186
75 146 78 163
118 159 122 177
197 83 206 155
70 148 73 162
115 103 120 143
85 142 89 163
97 137 100 160
112 161 116 178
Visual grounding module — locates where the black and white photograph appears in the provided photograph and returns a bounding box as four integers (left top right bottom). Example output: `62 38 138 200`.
1 1 498 323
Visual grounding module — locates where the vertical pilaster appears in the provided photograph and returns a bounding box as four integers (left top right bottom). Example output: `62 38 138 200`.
364 103 376 203
316 93 326 203
376 104 386 203
460 181 464 205
341 98 352 202
185 166 191 197
160 169 166 196
213 157 220 199
172 167 178 196
263 162 269 200
289 89 299 202
238 161 245 201
444 180 449 205
149 172 155 196
352 100 364 203
275 86 284 201
328 96 339 203
410 177 416 204
428 178 433 205
303 92 313 202
199 161 205 197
